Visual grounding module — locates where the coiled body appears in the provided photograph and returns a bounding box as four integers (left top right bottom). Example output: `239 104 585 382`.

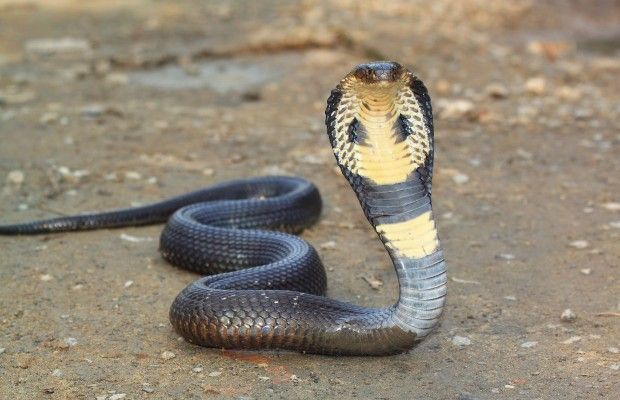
0 62 447 355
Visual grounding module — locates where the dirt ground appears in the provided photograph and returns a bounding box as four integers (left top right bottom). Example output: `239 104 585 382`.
0 1 619 399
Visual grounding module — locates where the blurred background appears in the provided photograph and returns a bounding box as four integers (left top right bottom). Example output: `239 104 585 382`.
0 1 618 399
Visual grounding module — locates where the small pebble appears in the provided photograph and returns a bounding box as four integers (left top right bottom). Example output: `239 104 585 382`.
468 157 481 167
120 233 153 243
25 37 91 54
142 386 155 393
580 268 591 275
208 371 222 377
602 202 620 212
192 366 203 373
457 393 479 400
560 309 577 322
609 221 620 229
104 172 118 181
504 296 517 301
258 376 270 381
298 154 324 165
452 336 471 347
525 77 546 95
161 351 175 360
40 274 54 282
40 112 59 125
436 99 475 119
608 347 619 354
64 337 78 346
520 341 538 348
57 166 71 176
573 108 593 120
7 170 25 185
562 336 582 344
0 348 5 355
496 253 515 261
609 364 619 371
452 173 469 185
555 85 581 100
51 369 62 377
451 277 480 285
361 275 383 290
125 171 142 180
320 240 337 250
290 374 301 383
516 148 533 160
106 73 129 85
568 240 589 249
80 104 105 118
485 83 509 99
124 280 134 288
109 394 126 400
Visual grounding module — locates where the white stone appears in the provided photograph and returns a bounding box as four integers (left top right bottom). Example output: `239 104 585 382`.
452 335 471 346
562 336 581 344
7 170 24 185
25 37 91 54
525 77 546 95
560 309 577 322
436 99 474 119
602 202 620 211
452 173 469 185
568 240 589 249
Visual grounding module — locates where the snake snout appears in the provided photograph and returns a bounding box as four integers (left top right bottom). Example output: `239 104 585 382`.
351 61 404 84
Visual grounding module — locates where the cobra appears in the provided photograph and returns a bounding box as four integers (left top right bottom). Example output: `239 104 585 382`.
0 61 447 356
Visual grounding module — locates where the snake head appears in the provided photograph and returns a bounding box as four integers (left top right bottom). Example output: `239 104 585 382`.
351 61 406 85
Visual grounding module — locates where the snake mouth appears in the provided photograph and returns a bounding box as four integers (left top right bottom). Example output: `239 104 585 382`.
350 61 405 84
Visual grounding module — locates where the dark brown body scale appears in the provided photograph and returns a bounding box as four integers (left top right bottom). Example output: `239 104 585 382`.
0 62 447 356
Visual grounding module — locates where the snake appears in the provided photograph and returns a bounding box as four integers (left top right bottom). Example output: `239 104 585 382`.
0 61 447 356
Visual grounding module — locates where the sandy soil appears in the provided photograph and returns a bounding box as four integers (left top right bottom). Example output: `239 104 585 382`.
0 1 619 399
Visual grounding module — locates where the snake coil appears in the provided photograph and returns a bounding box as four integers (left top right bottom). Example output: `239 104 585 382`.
0 62 446 355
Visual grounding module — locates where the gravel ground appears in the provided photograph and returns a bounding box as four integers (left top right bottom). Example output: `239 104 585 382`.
0 1 619 399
